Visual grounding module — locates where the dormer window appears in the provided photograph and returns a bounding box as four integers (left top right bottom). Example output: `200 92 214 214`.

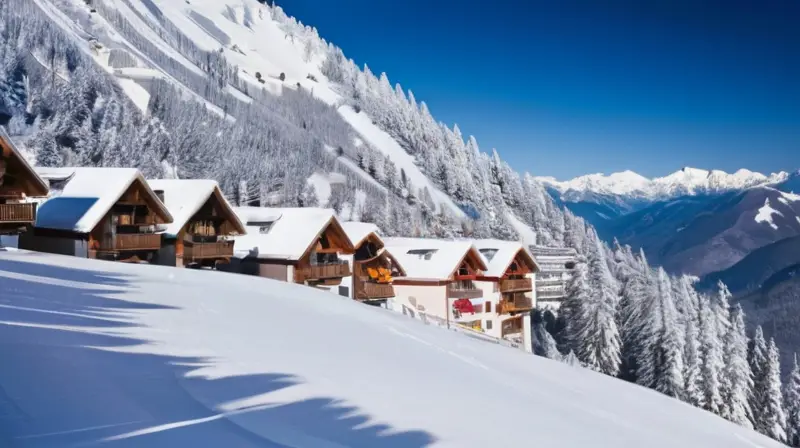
479 248 498 261
248 221 275 234
407 249 437 260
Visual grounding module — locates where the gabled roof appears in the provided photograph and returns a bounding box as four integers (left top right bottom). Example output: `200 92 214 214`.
341 221 382 249
147 179 246 238
0 127 49 197
383 237 487 282
472 239 539 278
34 167 172 233
232 207 354 261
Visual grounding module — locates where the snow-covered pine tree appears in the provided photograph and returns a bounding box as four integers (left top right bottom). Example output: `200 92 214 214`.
562 231 621 376
559 254 590 354
617 248 652 382
652 268 685 399
785 354 800 447
757 339 788 442
563 350 581 367
673 275 703 406
698 293 725 415
533 324 562 361
751 326 770 427
721 304 754 428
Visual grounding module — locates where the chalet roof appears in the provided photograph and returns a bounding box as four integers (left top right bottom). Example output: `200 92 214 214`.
147 179 246 238
341 221 382 249
232 207 353 261
383 237 487 282
34 167 172 233
472 239 539 278
0 127 49 197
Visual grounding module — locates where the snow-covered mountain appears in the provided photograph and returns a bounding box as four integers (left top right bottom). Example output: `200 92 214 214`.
0 249 785 448
539 167 790 202
0 0 573 247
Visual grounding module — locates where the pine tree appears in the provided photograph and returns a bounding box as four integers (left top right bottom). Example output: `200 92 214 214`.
785 354 800 447
721 304 754 428
563 350 581 367
751 326 769 427
617 249 652 383
758 339 787 442
698 294 725 415
562 233 621 376
652 268 685 399
533 325 562 361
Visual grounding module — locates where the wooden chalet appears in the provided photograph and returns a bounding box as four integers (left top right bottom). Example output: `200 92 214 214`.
383 238 488 325
147 179 246 268
228 207 355 288
473 239 539 349
341 222 406 303
19 167 172 262
0 128 49 236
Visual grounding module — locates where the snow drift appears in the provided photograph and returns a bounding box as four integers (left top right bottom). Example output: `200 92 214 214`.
0 250 784 447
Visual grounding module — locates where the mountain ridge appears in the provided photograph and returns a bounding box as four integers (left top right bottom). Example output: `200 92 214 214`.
538 167 792 201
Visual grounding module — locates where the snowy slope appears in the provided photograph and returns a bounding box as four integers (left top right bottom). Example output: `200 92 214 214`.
0 251 785 447
339 106 466 218
539 167 790 200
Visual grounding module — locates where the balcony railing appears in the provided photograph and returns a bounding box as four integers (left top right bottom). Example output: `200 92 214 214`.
98 233 162 252
499 277 532 293
447 280 483 299
498 294 534 313
537 287 566 300
0 203 35 223
301 261 351 281
184 240 234 261
358 280 395 300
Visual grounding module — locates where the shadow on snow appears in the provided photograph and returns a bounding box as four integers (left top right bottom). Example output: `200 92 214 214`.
0 256 435 447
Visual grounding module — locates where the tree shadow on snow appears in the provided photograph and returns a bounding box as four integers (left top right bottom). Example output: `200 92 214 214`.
0 258 436 447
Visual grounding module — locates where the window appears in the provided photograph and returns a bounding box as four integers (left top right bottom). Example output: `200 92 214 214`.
248 221 275 234
479 248 498 261
338 286 349 297
484 301 491 313
486 320 493 330
407 249 438 260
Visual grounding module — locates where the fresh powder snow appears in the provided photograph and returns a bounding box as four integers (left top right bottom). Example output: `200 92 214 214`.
0 250 785 447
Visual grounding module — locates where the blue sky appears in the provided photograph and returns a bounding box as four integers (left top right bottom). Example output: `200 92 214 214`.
278 0 800 179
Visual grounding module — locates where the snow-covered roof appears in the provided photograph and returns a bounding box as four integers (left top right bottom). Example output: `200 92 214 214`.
383 237 487 282
34 167 172 233
147 179 246 238
232 207 353 261
0 127 49 197
472 239 538 277
341 221 382 249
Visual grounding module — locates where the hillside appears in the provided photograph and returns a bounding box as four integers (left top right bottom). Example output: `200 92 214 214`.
593 187 800 276
0 0 571 246
700 235 800 295
0 249 786 447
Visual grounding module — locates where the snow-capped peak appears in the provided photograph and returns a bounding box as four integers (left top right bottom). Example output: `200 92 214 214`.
536 167 790 200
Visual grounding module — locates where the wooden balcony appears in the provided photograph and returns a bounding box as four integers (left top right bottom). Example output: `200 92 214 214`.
184 240 234 261
447 280 483 299
358 280 395 300
301 261 351 281
499 277 532 293
498 294 534 314
98 233 162 252
0 203 35 223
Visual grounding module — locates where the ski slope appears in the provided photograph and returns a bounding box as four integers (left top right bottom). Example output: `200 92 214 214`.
0 250 783 448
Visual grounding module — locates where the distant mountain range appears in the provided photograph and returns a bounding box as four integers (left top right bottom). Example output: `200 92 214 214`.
539 167 791 207
539 168 800 278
